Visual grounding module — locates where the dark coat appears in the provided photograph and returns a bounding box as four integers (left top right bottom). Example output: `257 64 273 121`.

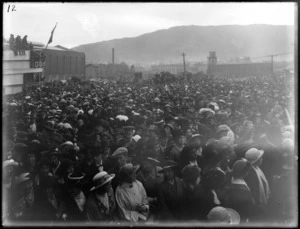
221 183 256 222
181 183 209 220
62 192 86 221
85 188 116 221
157 177 185 221
244 167 263 206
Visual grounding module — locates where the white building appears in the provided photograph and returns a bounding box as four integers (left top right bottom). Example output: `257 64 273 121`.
3 41 44 95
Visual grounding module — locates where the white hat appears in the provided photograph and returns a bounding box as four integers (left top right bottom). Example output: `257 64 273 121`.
245 148 264 164
207 206 240 224
90 171 115 191
63 123 72 129
3 159 19 168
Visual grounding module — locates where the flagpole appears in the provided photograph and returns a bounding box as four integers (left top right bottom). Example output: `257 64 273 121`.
42 22 58 82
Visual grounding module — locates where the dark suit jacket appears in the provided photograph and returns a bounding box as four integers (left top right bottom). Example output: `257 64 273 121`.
157 177 185 221
221 183 256 222
63 193 86 221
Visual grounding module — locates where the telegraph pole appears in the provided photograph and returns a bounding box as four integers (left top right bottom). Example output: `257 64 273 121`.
182 53 186 81
112 48 115 65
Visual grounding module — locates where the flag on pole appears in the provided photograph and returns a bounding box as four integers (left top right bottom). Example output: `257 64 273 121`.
47 22 58 47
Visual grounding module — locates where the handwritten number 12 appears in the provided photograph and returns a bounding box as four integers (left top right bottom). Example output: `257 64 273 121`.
7 5 16 12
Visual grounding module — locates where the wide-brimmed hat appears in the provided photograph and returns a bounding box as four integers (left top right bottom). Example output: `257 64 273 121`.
90 171 115 191
67 171 86 187
3 159 19 168
158 160 177 173
207 206 240 224
245 148 264 164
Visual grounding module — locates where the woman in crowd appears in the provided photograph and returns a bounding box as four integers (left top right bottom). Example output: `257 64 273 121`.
2 75 295 225
115 163 150 222
85 171 116 221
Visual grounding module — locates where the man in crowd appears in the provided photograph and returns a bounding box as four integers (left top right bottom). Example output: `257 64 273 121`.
2 74 295 226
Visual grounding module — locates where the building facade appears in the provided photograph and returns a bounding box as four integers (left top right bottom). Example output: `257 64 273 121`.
207 62 273 79
85 63 132 80
3 42 44 95
206 52 272 79
41 46 85 81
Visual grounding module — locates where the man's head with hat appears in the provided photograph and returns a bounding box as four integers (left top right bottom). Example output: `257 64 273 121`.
139 157 160 175
111 147 128 168
158 160 177 182
188 133 206 148
123 126 135 138
232 159 252 179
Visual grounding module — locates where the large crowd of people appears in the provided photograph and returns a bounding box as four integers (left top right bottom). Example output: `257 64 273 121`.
2 74 296 226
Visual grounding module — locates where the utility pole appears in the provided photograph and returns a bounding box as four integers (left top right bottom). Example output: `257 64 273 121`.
182 53 186 81
271 54 273 77
112 48 115 65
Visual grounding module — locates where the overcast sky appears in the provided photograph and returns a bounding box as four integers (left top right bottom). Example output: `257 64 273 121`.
3 2 296 49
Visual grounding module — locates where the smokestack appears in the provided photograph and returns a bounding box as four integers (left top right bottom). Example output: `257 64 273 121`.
112 48 114 64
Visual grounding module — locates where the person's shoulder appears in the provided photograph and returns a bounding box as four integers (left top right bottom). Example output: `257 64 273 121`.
135 179 144 187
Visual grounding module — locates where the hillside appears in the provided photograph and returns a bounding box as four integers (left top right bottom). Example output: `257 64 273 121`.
71 24 294 66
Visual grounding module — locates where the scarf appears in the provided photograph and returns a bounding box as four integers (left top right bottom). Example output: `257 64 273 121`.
96 192 109 211
74 191 86 212
253 166 270 205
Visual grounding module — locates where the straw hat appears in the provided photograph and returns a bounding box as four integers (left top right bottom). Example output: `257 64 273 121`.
90 171 115 191
207 206 240 224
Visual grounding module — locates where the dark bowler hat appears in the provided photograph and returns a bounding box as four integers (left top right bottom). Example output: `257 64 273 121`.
66 171 86 186
232 159 252 178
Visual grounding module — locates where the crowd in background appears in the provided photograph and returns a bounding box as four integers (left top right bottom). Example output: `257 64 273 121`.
2 74 296 225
